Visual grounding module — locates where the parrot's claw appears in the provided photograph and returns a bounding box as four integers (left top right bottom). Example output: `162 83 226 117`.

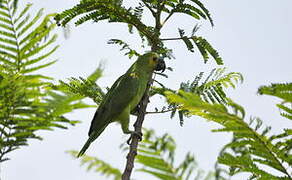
127 131 143 145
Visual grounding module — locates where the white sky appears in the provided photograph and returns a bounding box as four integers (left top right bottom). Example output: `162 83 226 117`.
3 0 292 180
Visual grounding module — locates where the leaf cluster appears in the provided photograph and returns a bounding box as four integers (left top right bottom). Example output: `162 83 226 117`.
55 0 222 64
0 1 91 162
258 83 292 120
150 68 243 126
165 83 292 179
107 39 141 59
135 129 215 180
177 28 223 65
56 65 105 105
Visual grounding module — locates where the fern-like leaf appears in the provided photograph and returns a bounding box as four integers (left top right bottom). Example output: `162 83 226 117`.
0 1 92 162
56 65 105 105
136 129 215 180
258 83 292 121
108 39 140 59
192 36 223 65
165 90 292 179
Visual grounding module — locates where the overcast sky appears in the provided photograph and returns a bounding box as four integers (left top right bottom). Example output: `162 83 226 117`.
3 0 292 180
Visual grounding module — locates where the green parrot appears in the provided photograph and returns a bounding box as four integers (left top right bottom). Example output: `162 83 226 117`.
77 52 165 157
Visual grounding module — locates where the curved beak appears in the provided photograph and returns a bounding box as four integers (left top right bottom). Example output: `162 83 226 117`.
155 57 166 72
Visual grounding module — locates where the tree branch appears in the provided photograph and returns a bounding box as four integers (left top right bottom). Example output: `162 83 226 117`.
141 0 156 17
161 11 174 27
161 36 195 41
155 0 163 30
121 78 154 180
146 106 178 114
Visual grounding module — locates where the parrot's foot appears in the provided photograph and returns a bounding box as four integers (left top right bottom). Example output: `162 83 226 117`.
126 131 143 145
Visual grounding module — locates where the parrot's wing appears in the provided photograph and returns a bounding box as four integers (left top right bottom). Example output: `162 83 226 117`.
78 74 141 157
88 73 140 136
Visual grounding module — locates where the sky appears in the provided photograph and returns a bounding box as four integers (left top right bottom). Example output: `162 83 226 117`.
2 0 292 180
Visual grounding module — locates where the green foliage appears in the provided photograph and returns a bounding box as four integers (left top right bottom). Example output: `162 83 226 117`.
191 36 223 65
69 128 215 180
135 129 215 180
54 0 150 35
165 87 292 179
55 0 222 64
0 1 91 162
56 65 105 105
179 68 243 104
150 68 243 126
107 39 141 59
178 28 223 65
258 83 292 120
0 0 18 10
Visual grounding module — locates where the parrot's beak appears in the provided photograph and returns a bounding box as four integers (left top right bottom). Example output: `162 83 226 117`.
155 57 166 72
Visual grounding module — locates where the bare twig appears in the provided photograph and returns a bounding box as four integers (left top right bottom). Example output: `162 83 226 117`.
161 36 195 41
154 72 168 78
141 0 156 17
161 0 177 28
146 106 178 114
161 10 174 27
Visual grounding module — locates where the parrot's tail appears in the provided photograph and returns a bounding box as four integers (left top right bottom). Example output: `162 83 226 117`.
77 138 92 157
77 126 107 158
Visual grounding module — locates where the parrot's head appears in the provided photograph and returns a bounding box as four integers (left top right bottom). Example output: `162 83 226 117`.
138 52 166 73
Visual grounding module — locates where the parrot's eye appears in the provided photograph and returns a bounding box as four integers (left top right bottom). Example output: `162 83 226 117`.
153 57 158 61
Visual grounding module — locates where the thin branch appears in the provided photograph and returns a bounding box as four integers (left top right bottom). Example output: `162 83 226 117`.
108 5 154 42
154 72 168 78
160 0 168 8
146 107 178 114
141 0 156 17
161 10 174 27
155 0 164 30
153 79 165 88
161 36 195 41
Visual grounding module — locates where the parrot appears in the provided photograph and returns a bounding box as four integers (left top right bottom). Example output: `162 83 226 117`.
77 52 166 157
